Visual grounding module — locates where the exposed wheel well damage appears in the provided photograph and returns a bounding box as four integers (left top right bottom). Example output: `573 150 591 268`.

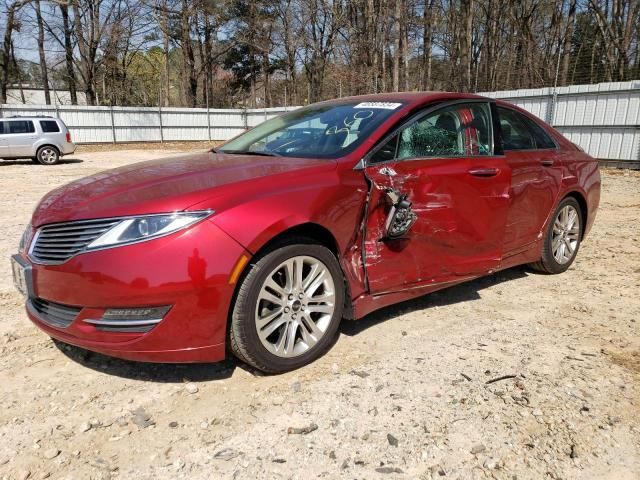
258 223 340 256
230 223 354 326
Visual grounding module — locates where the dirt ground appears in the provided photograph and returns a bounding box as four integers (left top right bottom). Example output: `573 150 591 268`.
0 148 638 480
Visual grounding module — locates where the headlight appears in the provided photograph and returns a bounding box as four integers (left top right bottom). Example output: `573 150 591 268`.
86 210 213 250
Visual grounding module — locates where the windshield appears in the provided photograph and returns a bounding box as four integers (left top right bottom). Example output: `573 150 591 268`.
218 101 405 159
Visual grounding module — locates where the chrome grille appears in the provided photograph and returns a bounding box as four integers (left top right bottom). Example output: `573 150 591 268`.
29 218 120 264
28 297 82 328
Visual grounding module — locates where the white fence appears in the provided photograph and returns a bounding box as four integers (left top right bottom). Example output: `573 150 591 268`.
482 81 640 162
1 81 639 161
0 104 297 144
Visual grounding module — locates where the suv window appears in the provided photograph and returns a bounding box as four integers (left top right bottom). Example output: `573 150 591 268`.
0 121 5 134
40 120 60 133
498 107 555 150
7 120 35 134
371 102 492 162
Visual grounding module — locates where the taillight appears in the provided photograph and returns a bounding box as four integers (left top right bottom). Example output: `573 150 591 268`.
66 132 72 143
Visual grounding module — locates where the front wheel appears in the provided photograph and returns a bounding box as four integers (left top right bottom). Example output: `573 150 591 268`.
531 197 583 274
229 239 344 373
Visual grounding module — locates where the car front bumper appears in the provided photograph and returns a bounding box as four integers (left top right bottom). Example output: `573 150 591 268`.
15 219 250 363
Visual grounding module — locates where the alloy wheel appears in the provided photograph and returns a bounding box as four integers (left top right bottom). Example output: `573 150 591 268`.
551 204 580 265
39 148 58 164
255 255 336 358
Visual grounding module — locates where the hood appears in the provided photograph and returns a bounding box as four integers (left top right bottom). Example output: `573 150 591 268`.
32 151 334 227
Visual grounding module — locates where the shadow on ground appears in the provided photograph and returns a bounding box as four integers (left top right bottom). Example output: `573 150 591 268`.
53 339 240 382
341 265 530 336
53 265 531 381
0 158 84 166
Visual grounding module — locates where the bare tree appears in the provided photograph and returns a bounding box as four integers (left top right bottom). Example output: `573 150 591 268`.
1 0 33 104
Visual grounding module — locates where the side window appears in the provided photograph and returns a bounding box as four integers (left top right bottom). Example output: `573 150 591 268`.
396 103 492 159
7 120 35 134
40 120 60 133
519 115 556 149
498 107 555 150
0 121 5 134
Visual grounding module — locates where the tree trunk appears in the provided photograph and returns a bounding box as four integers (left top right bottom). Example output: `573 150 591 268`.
34 0 51 104
60 4 77 104
459 0 473 92
392 0 401 92
10 40 25 103
1 1 31 104
180 1 197 107
560 0 577 86
421 0 434 90
160 1 170 107
72 0 97 105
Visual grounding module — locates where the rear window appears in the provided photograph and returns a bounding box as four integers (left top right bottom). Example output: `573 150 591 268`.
7 120 35 134
40 120 60 133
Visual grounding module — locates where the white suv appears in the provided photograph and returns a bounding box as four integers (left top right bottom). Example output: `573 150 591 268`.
0 116 76 165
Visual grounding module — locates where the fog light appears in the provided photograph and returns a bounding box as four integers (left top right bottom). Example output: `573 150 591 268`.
84 306 171 332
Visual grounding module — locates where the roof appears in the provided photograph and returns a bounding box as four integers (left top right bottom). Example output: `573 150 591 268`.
318 91 489 106
1 115 57 119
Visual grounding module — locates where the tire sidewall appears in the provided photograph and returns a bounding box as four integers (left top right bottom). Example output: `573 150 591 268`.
233 243 345 372
543 197 583 273
37 146 60 165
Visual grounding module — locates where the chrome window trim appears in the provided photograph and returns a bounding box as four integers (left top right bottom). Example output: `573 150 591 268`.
357 98 499 169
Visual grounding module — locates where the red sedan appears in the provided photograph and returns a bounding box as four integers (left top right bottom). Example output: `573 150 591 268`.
11 93 600 373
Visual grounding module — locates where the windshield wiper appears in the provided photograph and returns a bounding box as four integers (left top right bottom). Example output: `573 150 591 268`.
219 149 279 157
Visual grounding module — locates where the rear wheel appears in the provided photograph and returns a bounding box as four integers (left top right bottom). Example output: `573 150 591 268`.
229 238 344 373
36 146 60 165
530 197 583 274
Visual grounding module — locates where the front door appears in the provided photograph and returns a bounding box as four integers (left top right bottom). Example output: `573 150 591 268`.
362 101 512 294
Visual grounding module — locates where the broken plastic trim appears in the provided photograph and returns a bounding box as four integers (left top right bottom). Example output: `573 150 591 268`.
383 189 417 238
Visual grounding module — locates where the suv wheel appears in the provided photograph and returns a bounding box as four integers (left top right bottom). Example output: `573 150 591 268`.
36 146 60 165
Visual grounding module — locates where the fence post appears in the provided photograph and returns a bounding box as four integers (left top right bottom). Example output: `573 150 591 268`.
109 102 117 144
206 88 212 142
545 88 557 126
207 108 212 142
158 103 164 143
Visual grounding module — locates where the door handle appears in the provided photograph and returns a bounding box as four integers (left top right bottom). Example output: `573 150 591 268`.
540 158 554 167
468 167 499 177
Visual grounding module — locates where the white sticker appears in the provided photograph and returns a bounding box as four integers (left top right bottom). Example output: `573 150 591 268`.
354 102 402 110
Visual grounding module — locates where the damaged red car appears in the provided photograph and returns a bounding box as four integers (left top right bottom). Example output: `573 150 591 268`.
12 93 600 373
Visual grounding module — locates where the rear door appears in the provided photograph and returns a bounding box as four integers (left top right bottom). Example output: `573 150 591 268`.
362 100 512 294
497 107 563 255
7 120 37 157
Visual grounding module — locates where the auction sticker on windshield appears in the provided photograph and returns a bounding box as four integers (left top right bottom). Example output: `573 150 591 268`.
354 102 402 110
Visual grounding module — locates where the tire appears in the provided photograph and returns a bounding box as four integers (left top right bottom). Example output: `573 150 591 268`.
36 146 60 165
229 237 345 373
530 197 583 274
